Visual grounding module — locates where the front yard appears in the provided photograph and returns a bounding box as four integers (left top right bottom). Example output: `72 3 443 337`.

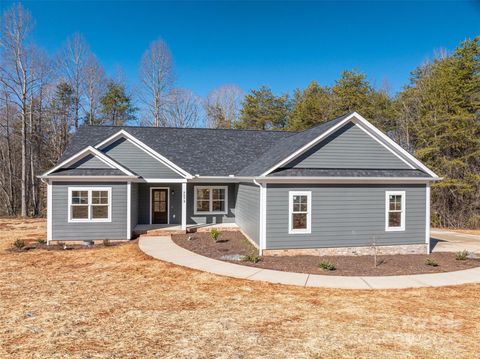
1 218 479 358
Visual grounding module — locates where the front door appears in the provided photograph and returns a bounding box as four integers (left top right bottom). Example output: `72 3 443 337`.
152 189 168 224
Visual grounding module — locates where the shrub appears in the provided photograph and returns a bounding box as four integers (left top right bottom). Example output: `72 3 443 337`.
37 239 46 244
319 261 336 271
210 228 220 242
455 250 469 261
13 239 25 249
425 258 438 267
242 251 260 263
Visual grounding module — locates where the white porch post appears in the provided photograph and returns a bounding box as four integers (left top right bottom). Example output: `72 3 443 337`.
47 180 52 245
127 181 131 240
181 182 187 230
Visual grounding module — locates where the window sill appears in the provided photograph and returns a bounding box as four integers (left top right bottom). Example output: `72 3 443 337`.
68 219 112 223
385 227 405 232
193 211 228 216
289 229 311 235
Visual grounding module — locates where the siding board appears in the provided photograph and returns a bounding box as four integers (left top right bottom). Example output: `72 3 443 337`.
102 138 182 178
286 123 411 170
235 183 260 245
266 184 426 249
51 181 127 240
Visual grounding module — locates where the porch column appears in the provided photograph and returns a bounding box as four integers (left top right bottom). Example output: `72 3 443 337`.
181 182 187 230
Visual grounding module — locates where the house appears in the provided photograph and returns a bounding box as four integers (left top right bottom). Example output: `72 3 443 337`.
40 112 440 255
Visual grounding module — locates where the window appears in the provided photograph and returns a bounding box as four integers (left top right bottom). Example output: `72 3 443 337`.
289 191 311 234
385 191 405 231
68 187 112 222
194 186 228 214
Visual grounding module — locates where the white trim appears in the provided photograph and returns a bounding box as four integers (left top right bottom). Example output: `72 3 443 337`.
354 122 415 169
39 176 136 181
193 185 228 215
385 190 406 232
149 187 170 225
42 146 136 177
181 182 187 230
426 184 431 254
94 130 192 179
352 113 440 178
256 177 440 184
67 187 112 223
127 182 131 240
47 180 52 244
259 182 267 251
260 112 440 179
288 191 312 234
142 178 187 183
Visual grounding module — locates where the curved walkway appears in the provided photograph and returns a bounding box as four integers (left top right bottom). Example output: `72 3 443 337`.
139 236 480 290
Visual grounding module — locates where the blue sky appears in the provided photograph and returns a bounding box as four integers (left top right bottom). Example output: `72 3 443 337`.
2 1 480 97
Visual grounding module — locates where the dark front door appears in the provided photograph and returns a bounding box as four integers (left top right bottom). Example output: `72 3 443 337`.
152 189 168 224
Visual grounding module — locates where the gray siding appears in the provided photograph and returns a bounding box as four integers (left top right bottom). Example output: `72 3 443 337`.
266 184 426 249
102 138 182 179
51 181 128 240
68 154 111 169
235 183 260 245
286 123 411 170
137 183 182 224
187 183 236 224
131 183 138 228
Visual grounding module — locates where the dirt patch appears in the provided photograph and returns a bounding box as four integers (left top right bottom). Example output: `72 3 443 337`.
1 218 480 358
172 232 480 276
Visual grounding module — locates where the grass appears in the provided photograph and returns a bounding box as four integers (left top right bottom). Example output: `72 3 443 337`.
1 218 480 358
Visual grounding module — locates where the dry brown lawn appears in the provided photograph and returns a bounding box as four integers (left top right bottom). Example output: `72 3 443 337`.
1 218 479 358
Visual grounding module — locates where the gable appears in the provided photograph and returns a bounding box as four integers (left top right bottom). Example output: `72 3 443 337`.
65 154 112 169
284 122 412 170
101 138 182 179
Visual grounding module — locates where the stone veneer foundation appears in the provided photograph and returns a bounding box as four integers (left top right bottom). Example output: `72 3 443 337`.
263 244 428 257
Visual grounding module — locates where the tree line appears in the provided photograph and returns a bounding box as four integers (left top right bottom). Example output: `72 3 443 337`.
0 4 478 228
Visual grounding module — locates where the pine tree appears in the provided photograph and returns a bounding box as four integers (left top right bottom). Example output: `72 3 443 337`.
236 86 289 130
100 81 137 126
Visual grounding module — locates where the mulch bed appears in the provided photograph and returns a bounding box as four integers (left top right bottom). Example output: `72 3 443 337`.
7 239 128 253
172 231 480 276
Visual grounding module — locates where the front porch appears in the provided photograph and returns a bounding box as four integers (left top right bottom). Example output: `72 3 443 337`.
133 223 239 237
130 182 237 238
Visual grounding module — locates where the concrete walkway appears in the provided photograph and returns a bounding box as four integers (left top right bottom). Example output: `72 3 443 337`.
139 236 480 290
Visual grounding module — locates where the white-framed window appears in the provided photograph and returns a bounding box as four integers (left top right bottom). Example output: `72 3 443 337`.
288 191 311 234
194 186 228 215
385 191 406 231
68 187 112 222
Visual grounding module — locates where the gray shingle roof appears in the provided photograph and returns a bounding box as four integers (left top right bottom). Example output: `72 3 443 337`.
60 126 296 176
55 112 432 178
49 168 127 176
268 168 431 178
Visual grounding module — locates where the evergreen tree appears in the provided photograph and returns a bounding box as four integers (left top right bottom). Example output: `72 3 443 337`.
287 81 335 130
100 81 137 126
396 38 480 227
236 86 289 130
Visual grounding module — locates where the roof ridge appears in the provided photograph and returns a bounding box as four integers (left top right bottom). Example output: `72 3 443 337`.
82 124 299 133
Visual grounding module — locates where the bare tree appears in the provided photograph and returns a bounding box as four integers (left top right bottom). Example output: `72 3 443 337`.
139 39 174 127
204 85 243 128
57 33 90 129
83 54 106 125
0 3 35 217
164 89 200 128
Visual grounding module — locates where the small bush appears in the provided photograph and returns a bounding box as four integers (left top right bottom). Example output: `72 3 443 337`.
210 228 220 242
455 250 469 261
37 239 46 244
13 239 25 249
242 251 261 263
103 239 111 246
425 258 438 267
319 261 336 271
